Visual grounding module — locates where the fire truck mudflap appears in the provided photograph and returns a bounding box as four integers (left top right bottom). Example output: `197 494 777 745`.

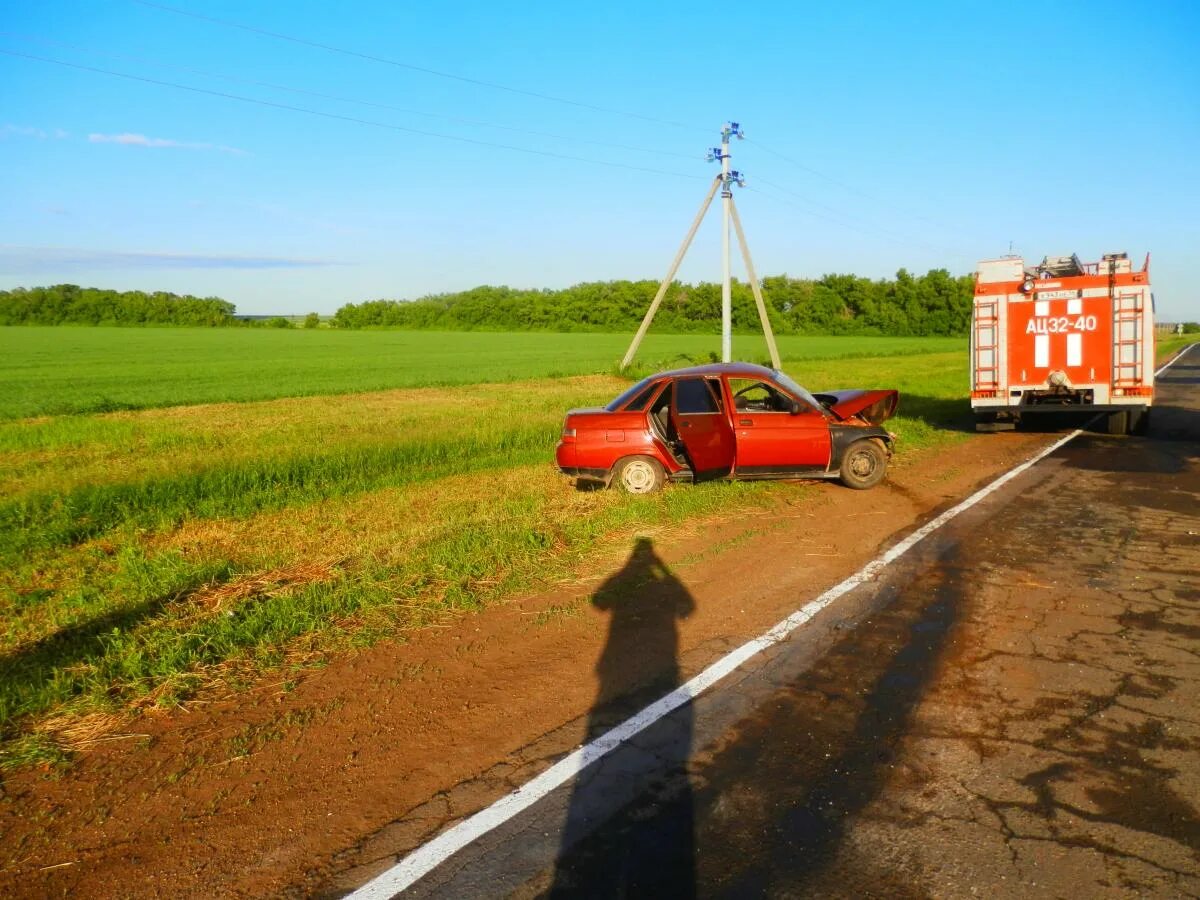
970 251 1155 434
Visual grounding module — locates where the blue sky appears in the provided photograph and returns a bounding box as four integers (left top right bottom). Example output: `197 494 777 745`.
2 0 1197 319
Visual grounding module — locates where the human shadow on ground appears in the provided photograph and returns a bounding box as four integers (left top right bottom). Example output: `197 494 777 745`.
548 536 698 898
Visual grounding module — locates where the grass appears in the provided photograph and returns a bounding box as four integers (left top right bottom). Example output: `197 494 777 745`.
0 412 557 558
0 378 614 500
0 464 777 762
0 326 963 419
12 329 1183 769
1157 334 1197 363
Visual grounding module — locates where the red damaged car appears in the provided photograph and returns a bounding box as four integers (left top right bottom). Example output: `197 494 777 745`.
556 362 898 493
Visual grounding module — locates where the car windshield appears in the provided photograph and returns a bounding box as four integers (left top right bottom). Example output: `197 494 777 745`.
605 376 656 412
771 371 824 412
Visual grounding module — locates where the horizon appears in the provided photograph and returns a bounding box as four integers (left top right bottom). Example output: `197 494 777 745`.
2 0 1197 321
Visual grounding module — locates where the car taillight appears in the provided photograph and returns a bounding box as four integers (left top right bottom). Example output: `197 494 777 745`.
562 427 576 438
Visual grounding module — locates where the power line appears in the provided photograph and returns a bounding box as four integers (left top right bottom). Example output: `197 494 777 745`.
751 176 965 254
5 22 975 260
0 31 701 162
130 0 703 133
745 185 892 241
745 137 874 199
746 135 971 240
0 49 709 182
745 185 972 260
754 175 881 227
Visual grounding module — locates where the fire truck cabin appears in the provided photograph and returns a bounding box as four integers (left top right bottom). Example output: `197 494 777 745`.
970 251 1154 434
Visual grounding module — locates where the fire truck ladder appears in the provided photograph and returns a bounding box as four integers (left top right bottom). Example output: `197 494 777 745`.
1113 292 1143 386
973 299 1000 393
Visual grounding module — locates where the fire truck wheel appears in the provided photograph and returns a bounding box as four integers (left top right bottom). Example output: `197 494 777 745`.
612 456 665 494
1129 408 1150 435
1105 411 1129 435
839 440 888 490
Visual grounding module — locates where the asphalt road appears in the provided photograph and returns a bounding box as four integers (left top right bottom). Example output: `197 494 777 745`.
342 345 1200 899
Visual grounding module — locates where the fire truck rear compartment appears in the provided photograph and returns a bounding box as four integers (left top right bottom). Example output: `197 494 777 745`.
970 250 1153 437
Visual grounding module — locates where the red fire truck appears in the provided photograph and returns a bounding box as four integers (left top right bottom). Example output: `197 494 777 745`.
970 251 1154 433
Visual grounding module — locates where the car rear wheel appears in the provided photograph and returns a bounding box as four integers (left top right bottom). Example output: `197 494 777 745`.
839 440 888 490
613 456 665 494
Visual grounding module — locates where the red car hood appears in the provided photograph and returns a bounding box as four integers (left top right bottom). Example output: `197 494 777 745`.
818 389 899 423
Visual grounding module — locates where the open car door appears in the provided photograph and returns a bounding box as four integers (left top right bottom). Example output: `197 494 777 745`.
670 376 735 479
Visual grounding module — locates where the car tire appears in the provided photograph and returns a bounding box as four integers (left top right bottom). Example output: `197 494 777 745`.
839 440 888 490
612 456 665 494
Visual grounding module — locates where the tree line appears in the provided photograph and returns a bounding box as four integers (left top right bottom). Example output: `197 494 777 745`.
1 269 979 335
0 285 237 326
332 269 977 336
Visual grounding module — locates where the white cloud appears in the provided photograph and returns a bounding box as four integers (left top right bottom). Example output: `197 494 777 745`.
5 124 46 139
0 245 339 272
87 132 246 155
2 124 69 140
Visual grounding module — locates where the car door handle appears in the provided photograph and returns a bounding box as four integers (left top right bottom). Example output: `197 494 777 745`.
680 421 692 428
738 418 753 426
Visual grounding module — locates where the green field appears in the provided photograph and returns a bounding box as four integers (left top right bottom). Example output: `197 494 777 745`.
2 328 1189 770
0 326 965 419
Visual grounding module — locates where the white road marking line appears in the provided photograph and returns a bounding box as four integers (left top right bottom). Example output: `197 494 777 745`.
349 345 1200 897
349 429 1094 899
1155 342 1196 378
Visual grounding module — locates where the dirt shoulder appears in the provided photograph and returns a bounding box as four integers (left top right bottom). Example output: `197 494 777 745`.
0 430 1056 898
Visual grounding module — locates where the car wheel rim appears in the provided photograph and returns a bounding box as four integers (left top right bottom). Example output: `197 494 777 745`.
622 461 655 492
850 451 876 479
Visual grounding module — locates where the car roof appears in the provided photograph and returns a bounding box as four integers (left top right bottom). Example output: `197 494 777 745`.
648 362 780 380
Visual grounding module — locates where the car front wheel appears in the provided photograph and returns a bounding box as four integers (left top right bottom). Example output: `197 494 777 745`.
613 456 665 494
839 440 888 490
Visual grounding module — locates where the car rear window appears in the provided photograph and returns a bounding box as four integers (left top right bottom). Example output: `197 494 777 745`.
626 381 663 411
605 377 657 412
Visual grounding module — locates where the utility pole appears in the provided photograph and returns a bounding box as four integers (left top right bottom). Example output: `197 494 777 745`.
720 128 733 362
622 120 779 371
730 197 781 370
620 175 722 370
716 122 742 363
